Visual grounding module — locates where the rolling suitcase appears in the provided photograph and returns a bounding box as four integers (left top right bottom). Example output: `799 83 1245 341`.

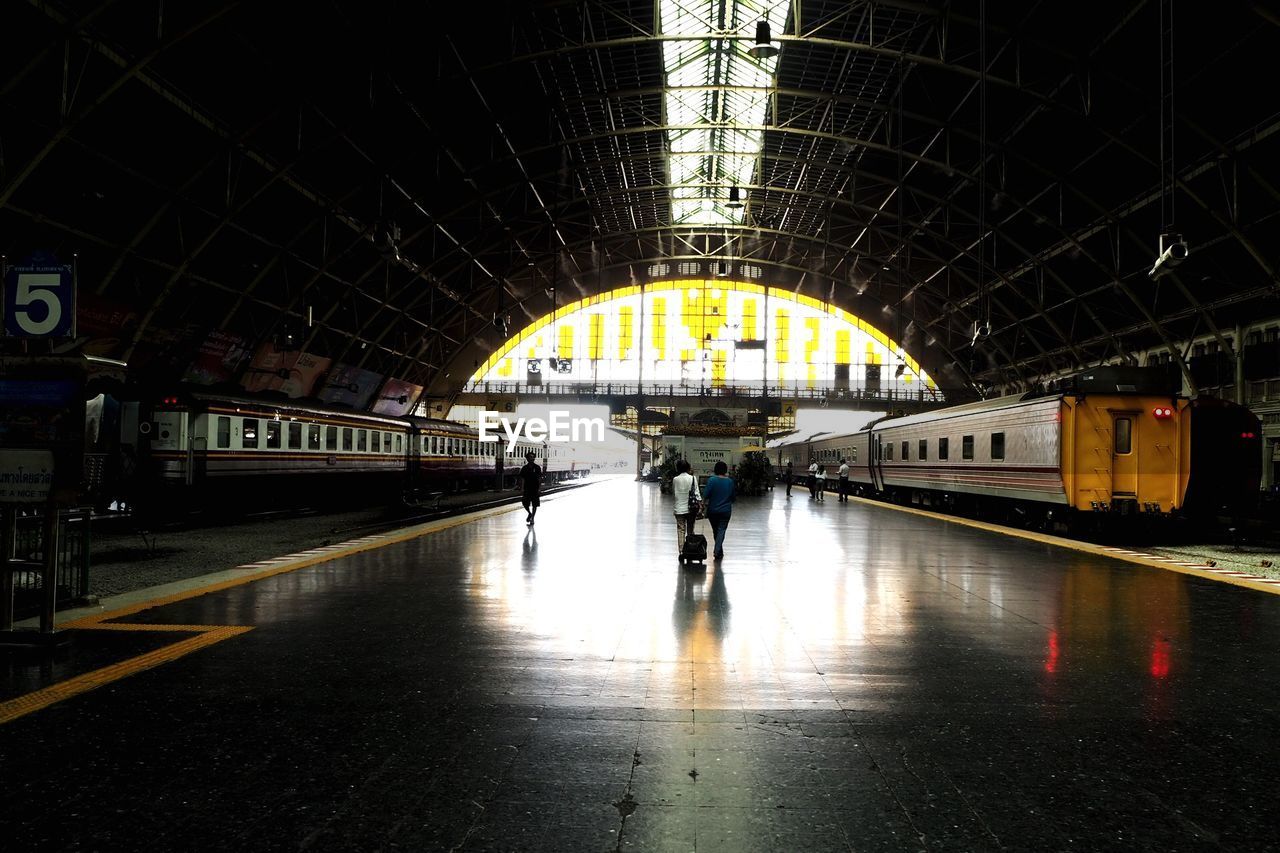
680 520 708 566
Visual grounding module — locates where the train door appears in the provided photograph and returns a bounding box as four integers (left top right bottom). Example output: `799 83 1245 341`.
1111 413 1138 496
188 415 207 487
870 433 884 492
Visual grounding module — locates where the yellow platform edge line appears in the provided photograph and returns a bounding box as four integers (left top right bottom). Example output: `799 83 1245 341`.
850 495 1280 597
3 501 530 725
63 501 523 629
74 623 220 633
0 626 253 725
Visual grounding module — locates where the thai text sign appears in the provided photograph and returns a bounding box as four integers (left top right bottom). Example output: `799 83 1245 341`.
0 449 55 503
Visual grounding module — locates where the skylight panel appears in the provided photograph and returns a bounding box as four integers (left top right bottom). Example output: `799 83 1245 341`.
660 0 790 227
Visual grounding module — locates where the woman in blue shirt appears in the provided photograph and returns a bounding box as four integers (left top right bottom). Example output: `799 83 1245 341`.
703 460 736 560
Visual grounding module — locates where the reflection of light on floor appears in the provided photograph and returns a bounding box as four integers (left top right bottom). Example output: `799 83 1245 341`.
1150 636 1171 678
1045 630 1060 674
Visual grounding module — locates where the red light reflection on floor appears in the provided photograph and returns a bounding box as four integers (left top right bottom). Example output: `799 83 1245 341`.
1045 631 1060 674
1150 637 1171 678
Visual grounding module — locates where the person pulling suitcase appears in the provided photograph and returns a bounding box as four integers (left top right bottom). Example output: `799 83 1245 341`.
671 459 706 565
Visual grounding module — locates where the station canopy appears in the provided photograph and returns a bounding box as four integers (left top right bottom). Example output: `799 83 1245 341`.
2 2 1278 407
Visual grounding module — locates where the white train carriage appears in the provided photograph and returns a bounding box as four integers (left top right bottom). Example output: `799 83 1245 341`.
409 418 573 491
145 394 410 496
866 395 1067 503
790 383 1194 518
132 392 604 514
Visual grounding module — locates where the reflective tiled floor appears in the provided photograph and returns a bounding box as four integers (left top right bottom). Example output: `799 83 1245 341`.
5 478 1280 851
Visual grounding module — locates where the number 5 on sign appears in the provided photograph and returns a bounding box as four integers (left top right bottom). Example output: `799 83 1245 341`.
3 261 76 338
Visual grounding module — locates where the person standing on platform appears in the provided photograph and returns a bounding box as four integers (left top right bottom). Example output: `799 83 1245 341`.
519 451 542 525
704 460 736 559
671 459 702 555
838 457 850 503
815 464 827 502
784 460 794 499
808 459 819 500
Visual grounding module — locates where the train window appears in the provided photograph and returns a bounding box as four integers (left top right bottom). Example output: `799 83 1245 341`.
266 420 281 449
383 432 392 453
901 441 909 461
216 416 231 449
962 435 974 460
243 418 259 449
938 437 949 460
851 447 858 462
356 430 367 452
885 443 894 461
918 439 928 461
326 425 338 450
991 432 1006 461
288 422 302 450
308 424 321 450
1114 418 1132 454
1268 327 1279 344
342 428 353 451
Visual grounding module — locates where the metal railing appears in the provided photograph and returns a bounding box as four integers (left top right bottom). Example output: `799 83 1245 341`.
1 507 92 629
462 380 944 403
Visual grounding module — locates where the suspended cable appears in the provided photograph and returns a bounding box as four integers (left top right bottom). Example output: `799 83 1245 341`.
977 0 989 337
1159 0 1175 231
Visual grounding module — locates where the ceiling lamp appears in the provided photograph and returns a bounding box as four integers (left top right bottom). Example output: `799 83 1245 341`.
747 20 779 60
726 186 744 209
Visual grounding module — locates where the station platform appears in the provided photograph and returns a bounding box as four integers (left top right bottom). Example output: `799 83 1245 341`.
4 478 1280 851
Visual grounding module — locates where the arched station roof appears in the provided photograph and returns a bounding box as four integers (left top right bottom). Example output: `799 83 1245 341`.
2 2 1278 408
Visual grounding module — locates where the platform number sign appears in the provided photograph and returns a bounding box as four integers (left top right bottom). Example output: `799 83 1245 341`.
3 259 76 338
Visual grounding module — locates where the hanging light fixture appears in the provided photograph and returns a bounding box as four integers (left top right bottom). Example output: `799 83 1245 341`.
726 185 744 209
748 20 779 59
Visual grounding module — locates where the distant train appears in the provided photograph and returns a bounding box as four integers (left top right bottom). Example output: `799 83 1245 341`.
107 391 609 514
775 368 1261 526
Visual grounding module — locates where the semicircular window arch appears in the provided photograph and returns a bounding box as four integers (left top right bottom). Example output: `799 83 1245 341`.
470 279 940 399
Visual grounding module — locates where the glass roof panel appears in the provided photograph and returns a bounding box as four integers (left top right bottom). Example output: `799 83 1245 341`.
661 0 791 226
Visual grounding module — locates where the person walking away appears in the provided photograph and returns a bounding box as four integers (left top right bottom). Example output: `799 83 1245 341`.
704 460 736 559
838 457 850 503
784 460 794 499
519 451 542 525
815 464 827 502
808 459 819 500
671 459 702 556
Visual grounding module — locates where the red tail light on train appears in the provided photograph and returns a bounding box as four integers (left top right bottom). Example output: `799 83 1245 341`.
1152 406 1173 419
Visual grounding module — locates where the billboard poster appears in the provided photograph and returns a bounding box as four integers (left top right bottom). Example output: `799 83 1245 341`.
370 378 423 416
316 363 381 409
182 330 251 385
76 293 137 356
240 343 332 398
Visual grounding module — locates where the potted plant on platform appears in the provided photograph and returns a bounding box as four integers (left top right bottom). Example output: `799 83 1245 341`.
734 451 773 496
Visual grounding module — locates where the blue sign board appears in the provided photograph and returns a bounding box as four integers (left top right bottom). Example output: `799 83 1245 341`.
3 260 76 338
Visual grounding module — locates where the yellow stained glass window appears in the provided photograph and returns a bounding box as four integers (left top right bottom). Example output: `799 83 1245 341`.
468 279 938 398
